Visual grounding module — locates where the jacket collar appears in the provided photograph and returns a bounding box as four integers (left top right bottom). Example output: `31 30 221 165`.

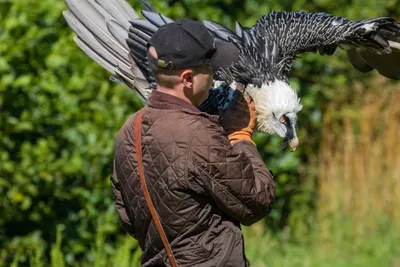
147 90 219 122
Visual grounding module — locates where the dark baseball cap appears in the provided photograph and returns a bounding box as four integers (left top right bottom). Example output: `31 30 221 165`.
147 18 239 70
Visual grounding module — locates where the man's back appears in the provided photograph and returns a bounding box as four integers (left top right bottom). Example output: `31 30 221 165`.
112 91 275 267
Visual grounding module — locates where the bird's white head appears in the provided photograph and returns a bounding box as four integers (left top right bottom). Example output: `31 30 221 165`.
246 80 303 151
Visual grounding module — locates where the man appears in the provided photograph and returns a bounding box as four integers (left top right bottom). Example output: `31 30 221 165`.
111 18 275 267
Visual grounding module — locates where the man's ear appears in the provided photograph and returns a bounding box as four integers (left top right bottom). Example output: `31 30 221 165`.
180 70 193 88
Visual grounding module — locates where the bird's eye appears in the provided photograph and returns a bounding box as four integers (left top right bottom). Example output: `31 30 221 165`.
279 116 286 124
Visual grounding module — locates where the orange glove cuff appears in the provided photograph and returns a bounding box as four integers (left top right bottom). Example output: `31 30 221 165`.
228 131 256 146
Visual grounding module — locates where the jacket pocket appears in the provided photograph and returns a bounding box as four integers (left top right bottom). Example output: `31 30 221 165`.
164 243 212 267
215 231 235 266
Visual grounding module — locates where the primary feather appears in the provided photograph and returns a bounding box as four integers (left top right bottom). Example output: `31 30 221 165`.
63 0 151 103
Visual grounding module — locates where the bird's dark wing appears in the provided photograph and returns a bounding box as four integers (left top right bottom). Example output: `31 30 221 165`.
346 25 400 79
63 0 155 103
251 11 400 80
208 11 400 84
203 20 264 85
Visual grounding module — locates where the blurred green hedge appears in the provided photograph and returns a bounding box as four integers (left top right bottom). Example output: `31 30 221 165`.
0 0 398 265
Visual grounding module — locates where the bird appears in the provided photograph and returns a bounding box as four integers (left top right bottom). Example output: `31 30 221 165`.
63 0 400 151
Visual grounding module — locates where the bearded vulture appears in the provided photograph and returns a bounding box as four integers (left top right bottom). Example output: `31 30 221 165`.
63 0 400 151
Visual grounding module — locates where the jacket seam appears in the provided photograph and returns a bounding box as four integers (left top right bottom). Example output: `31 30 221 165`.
187 120 254 216
184 122 204 188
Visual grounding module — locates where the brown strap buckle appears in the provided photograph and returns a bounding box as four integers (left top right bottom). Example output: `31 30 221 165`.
134 109 178 267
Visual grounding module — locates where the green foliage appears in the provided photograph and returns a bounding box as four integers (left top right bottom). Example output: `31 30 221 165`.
1 0 399 265
1 223 142 267
0 0 141 264
51 226 66 267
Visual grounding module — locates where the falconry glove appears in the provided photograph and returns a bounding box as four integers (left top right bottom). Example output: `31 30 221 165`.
219 89 256 146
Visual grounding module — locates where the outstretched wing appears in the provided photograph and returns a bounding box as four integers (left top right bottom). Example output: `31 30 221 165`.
204 20 274 86
346 25 400 79
63 0 153 103
206 11 400 85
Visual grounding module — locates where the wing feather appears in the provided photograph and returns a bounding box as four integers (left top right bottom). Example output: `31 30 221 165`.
205 11 400 83
63 0 152 103
250 11 400 80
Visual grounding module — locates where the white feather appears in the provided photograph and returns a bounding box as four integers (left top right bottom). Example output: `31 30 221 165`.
389 40 400 50
246 80 303 134
361 23 376 33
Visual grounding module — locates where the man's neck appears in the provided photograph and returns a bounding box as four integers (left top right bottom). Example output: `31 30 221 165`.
156 86 194 106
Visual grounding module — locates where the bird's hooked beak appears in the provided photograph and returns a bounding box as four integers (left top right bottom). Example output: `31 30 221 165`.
288 136 299 152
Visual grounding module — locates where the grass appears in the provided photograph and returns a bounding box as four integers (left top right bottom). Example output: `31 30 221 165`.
242 217 400 267
319 78 400 224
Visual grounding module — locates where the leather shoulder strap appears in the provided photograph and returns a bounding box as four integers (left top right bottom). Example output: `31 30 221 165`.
134 109 178 267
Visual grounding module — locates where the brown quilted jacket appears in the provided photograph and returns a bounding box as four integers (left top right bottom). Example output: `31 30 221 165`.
111 90 275 267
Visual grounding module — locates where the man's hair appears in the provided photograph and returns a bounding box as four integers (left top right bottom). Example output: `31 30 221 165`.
147 48 182 88
147 47 212 88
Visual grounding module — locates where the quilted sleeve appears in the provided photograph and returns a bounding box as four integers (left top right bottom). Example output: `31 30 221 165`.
111 162 135 237
188 122 275 226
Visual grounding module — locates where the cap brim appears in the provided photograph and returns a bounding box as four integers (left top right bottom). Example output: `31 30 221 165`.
208 40 239 68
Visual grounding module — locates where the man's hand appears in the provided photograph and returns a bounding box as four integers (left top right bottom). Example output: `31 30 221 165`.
219 88 256 146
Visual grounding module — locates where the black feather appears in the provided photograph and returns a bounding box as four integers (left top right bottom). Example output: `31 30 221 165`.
141 10 173 27
139 0 158 12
